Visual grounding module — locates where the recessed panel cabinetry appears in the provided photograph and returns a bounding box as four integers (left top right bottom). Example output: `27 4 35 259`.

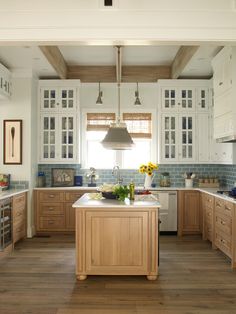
212 46 236 142
38 80 80 164
13 192 27 245
34 189 95 233
158 80 210 164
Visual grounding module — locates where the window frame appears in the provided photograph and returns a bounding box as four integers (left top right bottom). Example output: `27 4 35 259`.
81 108 157 169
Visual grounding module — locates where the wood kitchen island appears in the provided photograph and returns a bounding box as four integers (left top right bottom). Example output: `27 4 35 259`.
73 193 160 281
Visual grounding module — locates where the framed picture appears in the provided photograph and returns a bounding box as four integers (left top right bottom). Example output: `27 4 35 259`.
3 120 22 165
51 168 75 187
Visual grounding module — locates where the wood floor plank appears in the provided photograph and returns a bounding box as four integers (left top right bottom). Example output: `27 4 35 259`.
1 235 236 314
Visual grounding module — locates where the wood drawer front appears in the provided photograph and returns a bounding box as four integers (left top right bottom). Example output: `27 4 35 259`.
205 207 213 220
13 193 26 210
215 198 233 218
13 220 25 244
206 227 212 242
14 206 25 225
215 230 232 258
39 216 65 230
204 194 214 209
215 213 232 237
39 203 64 216
223 200 233 217
39 192 64 202
65 192 84 202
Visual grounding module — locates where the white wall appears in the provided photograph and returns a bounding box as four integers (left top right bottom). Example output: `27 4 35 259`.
80 83 158 110
0 75 38 237
0 0 236 43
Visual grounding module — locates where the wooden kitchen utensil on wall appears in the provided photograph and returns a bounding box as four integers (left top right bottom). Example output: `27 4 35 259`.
3 120 22 165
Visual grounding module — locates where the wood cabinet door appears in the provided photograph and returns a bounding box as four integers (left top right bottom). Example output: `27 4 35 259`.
65 203 75 231
182 192 200 233
85 211 149 275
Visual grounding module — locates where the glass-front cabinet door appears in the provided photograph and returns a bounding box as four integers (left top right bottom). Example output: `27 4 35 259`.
40 88 58 111
59 88 77 111
40 115 57 161
179 115 195 162
196 87 209 111
161 115 178 162
161 88 177 111
59 115 77 162
179 88 195 111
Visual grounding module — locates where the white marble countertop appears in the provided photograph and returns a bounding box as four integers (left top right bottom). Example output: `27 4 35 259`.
33 186 236 204
0 189 29 201
73 193 161 208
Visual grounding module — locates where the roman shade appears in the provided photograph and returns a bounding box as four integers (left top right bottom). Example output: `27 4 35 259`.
122 113 152 138
86 113 116 131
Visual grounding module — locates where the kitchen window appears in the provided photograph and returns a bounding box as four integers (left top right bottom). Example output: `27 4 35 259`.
84 112 154 169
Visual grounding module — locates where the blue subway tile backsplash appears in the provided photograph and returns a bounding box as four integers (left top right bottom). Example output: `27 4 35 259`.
38 164 236 188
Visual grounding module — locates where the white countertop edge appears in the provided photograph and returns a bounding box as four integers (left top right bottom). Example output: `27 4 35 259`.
72 193 161 208
0 189 29 200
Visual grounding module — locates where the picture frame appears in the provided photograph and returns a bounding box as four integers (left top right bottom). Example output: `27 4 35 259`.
3 120 22 165
51 168 75 187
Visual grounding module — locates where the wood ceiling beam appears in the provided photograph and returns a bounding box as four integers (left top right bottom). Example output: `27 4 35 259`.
171 46 200 79
67 65 171 82
39 46 68 79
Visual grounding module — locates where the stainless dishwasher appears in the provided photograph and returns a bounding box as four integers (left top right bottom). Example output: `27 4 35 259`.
151 191 177 233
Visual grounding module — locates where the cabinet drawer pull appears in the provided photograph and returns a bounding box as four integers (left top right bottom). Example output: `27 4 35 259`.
221 220 226 225
219 82 223 86
225 206 231 211
48 207 54 210
49 195 55 198
220 239 226 244
216 202 221 207
16 212 22 216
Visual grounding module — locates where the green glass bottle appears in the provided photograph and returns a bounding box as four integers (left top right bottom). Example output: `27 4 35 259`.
129 181 135 201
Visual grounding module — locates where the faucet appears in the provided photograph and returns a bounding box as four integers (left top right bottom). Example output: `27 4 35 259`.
112 166 123 185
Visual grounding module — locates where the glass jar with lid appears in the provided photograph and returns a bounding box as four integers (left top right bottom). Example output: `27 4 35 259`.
160 172 170 187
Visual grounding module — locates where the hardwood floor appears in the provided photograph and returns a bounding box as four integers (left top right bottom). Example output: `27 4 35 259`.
1 235 236 314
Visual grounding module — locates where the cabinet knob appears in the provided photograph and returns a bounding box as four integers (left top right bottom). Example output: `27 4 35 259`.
219 82 223 86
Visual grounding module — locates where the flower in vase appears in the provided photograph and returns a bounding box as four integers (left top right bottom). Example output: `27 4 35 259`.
139 162 158 176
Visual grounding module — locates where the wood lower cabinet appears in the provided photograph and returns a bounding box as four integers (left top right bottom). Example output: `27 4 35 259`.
13 192 27 244
76 206 158 280
34 189 94 233
202 193 214 242
213 198 234 261
178 190 200 236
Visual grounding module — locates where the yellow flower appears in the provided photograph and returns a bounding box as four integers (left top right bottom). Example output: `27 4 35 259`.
139 162 158 175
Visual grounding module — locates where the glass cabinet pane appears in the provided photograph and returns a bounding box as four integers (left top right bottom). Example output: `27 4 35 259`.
180 89 194 110
163 89 176 109
163 115 177 160
60 116 75 160
60 88 75 110
180 115 194 160
42 89 57 110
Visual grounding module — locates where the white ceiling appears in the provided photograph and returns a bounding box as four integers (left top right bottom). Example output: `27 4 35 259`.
0 45 222 79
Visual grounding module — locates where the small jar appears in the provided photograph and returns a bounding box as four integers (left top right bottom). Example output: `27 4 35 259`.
37 172 46 187
160 172 170 187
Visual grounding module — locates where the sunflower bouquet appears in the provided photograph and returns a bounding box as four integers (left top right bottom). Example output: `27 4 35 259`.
139 162 159 176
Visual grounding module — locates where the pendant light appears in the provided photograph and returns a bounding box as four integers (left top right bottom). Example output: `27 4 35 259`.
96 82 103 105
101 46 134 150
134 82 142 106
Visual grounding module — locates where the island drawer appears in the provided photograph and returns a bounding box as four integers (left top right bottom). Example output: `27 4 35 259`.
39 216 65 230
203 194 214 209
39 191 64 202
205 207 213 220
14 206 25 225
38 203 64 216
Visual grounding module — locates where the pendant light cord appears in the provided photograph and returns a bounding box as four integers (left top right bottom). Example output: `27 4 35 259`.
117 46 121 124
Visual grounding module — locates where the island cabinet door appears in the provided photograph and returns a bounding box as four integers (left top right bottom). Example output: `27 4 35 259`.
84 211 151 275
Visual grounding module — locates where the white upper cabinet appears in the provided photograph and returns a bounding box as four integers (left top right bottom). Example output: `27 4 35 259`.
158 80 211 164
40 86 77 112
211 46 236 142
161 86 195 112
38 80 80 164
0 63 11 99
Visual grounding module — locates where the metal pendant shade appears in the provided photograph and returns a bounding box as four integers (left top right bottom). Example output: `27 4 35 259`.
101 46 134 150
